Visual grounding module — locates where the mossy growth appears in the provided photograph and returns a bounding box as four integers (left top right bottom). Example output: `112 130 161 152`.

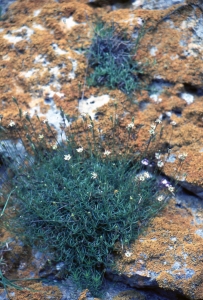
86 19 147 95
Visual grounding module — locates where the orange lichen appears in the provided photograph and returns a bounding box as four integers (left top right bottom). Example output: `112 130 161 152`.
0 0 203 187
3 282 62 300
115 198 203 299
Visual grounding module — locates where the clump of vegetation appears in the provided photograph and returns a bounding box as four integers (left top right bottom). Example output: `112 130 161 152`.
10 150 167 294
0 101 178 296
86 20 147 95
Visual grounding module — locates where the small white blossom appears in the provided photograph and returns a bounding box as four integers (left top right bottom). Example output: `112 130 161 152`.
125 251 133 257
104 150 111 156
155 119 162 124
126 122 134 129
43 119 48 124
23 111 28 116
157 195 164 202
168 185 175 193
52 144 57 150
161 179 169 186
157 160 164 168
149 129 155 135
141 159 149 165
150 123 156 130
155 153 161 159
143 172 150 179
38 134 44 139
9 120 15 127
88 124 93 129
64 154 71 161
76 147 83 153
91 172 98 179
170 121 177 126
178 152 187 161
139 175 145 181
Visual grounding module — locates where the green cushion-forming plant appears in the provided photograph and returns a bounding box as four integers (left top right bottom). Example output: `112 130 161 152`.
86 20 147 95
5 147 166 295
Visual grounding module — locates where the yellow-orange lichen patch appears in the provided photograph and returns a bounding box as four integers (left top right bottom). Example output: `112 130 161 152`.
3 282 62 300
194 279 203 299
164 148 203 186
115 198 203 299
0 0 203 190
157 94 186 111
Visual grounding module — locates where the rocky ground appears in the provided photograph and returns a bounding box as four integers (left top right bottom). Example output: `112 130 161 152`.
1 0 203 299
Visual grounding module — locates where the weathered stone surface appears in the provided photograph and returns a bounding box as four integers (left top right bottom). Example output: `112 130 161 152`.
0 0 16 16
1 0 203 193
1 0 203 299
108 190 203 299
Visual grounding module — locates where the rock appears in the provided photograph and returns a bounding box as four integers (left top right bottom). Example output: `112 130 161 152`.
113 290 146 300
1 0 203 299
107 190 203 299
0 290 8 300
0 0 16 16
178 180 203 200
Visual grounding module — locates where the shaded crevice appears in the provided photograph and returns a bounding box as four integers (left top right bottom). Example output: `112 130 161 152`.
105 270 189 300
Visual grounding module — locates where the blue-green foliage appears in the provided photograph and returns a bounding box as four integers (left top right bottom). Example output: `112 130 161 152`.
86 20 146 95
9 149 163 294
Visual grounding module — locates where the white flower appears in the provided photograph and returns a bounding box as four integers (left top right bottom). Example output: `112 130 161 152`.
43 119 48 124
178 152 187 161
168 185 175 193
149 129 155 135
139 175 145 181
150 123 156 130
155 119 162 124
88 124 93 129
126 122 134 129
76 147 83 153
23 111 28 116
141 159 149 165
143 172 150 179
125 251 133 257
104 150 111 156
170 121 177 126
138 172 150 181
91 172 97 179
64 154 71 161
9 120 15 127
155 152 161 159
161 179 169 186
52 143 57 150
157 195 164 202
38 134 44 139
157 160 164 168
